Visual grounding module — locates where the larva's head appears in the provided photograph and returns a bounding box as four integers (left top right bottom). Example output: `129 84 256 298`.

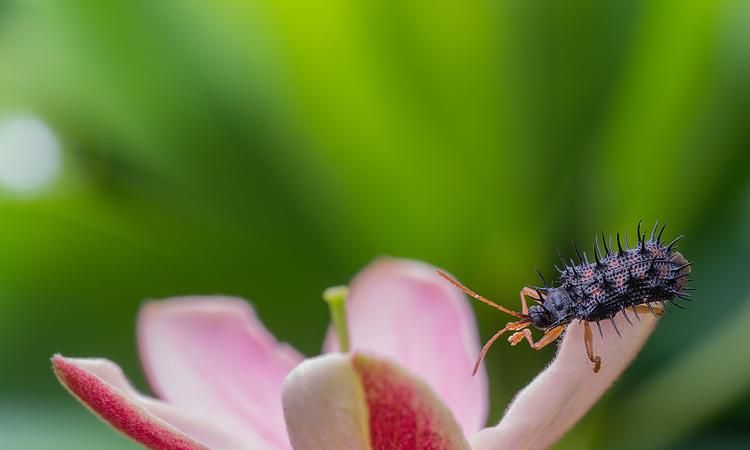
529 288 573 329
527 304 553 330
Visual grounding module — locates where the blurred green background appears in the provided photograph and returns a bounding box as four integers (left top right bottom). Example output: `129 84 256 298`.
1 0 749 449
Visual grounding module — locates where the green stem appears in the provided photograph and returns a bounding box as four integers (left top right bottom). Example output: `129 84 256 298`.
323 286 350 353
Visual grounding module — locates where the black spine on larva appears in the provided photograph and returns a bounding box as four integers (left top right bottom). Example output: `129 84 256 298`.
555 224 691 323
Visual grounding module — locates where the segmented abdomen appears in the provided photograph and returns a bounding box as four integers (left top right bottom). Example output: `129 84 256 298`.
559 239 691 322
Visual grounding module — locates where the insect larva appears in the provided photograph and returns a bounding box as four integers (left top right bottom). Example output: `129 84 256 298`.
439 221 692 374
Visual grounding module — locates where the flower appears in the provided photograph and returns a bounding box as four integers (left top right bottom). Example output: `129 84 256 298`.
52 257 659 450
52 258 486 449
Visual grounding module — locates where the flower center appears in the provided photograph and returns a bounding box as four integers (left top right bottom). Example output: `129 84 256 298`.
323 286 351 352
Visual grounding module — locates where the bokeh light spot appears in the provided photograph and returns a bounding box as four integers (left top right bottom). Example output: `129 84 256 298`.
0 115 62 193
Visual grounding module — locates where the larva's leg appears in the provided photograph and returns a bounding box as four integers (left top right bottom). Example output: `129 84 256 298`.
472 320 531 375
583 321 602 373
634 303 665 317
519 287 544 315
508 325 565 349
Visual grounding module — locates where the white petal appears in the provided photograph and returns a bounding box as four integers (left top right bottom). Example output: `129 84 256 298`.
282 354 372 450
471 313 659 450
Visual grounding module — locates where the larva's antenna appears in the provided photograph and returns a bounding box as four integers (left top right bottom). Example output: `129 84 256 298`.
436 270 523 318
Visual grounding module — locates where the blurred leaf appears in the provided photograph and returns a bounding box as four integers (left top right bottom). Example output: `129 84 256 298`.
0 400 141 450
1 0 750 448
609 294 750 450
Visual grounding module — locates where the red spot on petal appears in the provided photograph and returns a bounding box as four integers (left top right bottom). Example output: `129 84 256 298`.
352 355 467 450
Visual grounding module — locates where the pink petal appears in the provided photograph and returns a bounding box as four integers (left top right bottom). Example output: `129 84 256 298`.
52 355 256 450
471 313 659 450
138 297 303 450
324 258 488 435
282 353 470 450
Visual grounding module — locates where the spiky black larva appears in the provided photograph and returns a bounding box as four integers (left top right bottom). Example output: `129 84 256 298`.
539 221 692 335
436 223 693 375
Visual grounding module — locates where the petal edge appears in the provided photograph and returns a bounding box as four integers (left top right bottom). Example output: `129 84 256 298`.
52 354 211 450
137 296 302 450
